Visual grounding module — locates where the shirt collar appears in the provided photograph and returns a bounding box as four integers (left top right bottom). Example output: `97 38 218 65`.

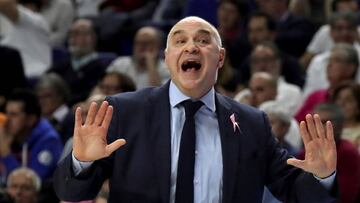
169 81 216 112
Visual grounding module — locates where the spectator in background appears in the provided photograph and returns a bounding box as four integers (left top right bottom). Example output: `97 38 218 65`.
333 82 360 148
300 0 360 69
6 167 40 203
213 1 247 97
151 0 185 31
300 103 360 203
215 57 240 98
256 0 316 58
96 0 159 54
216 0 247 68
0 45 26 112
40 0 75 46
248 72 277 108
107 26 169 89
49 18 107 105
0 89 63 181
35 73 74 144
0 0 51 80
302 11 360 99
248 42 302 116
247 12 276 47
259 101 299 156
235 72 302 151
92 71 136 96
289 0 327 27
217 0 246 39
236 12 305 87
296 43 359 122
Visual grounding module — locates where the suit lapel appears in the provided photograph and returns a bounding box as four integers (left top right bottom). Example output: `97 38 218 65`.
216 94 242 203
149 82 171 203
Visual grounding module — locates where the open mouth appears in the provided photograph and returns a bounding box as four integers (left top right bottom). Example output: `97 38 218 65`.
181 60 201 71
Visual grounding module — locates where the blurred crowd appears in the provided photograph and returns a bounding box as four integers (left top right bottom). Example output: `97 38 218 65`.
0 0 359 203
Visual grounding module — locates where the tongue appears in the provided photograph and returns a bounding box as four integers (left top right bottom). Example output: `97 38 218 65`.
185 67 198 72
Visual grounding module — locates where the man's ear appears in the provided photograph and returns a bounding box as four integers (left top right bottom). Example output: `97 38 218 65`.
164 49 169 68
218 48 226 68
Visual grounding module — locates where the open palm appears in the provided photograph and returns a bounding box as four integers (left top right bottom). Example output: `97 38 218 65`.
73 101 126 162
287 114 337 178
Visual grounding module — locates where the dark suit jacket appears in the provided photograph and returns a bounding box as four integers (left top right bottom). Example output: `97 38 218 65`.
54 82 337 203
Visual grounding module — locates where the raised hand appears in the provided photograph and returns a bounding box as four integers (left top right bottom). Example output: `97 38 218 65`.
73 101 126 162
287 114 337 178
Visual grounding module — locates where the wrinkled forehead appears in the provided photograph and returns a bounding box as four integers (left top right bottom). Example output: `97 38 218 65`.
167 18 222 46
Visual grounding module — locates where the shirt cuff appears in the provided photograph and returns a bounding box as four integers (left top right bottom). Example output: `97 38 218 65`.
313 171 336 190
71 153 93 176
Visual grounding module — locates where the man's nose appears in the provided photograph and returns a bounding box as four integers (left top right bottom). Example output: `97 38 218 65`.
184 41 199 54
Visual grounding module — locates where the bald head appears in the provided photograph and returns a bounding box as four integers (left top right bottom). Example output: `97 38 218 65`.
249 72 278 107
68 18 96 58
166 16 222 48
135 26 162 45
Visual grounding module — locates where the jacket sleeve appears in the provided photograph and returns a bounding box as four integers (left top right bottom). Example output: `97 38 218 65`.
53 96 118 201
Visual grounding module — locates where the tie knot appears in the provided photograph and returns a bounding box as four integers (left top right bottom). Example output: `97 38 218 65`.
182 100 203 118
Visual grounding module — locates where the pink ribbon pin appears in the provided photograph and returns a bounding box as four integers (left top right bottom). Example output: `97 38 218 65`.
230 113 240 132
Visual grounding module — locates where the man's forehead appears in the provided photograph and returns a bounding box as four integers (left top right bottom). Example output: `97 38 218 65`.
171 18 214 35
7 100 23 107
171 28 212 37
71 21 92 31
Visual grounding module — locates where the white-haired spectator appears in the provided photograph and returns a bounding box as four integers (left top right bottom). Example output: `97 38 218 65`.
302 12 360 99
259 100 301 203
259 100 301 154
6 167 41 203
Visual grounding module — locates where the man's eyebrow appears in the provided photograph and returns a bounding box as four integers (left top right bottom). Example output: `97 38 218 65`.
172 30 184 37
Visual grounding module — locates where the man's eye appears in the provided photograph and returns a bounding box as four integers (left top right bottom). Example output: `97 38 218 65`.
196 38 210 45
175 39 186 44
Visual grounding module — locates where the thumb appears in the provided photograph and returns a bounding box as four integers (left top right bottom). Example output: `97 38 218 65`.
287 158 306 170
105 139 126 156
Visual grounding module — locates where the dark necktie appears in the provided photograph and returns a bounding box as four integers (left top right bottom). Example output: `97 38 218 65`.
175 100 204 203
